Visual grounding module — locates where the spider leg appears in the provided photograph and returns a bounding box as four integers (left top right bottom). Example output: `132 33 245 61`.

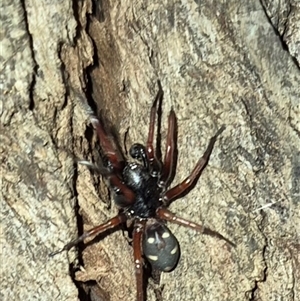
156 207 235 247
77 160 136 206
163 126 225 205
77 160 109 174
133 220 146 301
90 115 137 204
146 85 163 175
159 109 176 187
49 214 127 256
90 115 124 172
108 175 136 205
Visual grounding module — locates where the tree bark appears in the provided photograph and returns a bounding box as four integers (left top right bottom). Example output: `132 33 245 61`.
1 0 299 301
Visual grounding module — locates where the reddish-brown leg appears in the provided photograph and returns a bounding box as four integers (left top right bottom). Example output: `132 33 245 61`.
163 126 225 205
78 160 136 206
156 207 234 247
90 116 136 204
146 89 163 174
90 115 124 172
108 174 136 205
133 220 146 301
49 214 127 256
159 109 176 187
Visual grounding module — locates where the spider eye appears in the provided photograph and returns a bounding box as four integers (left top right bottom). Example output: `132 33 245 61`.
143 222 180 272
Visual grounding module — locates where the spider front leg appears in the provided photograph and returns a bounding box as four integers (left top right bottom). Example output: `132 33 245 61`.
90 115 124 172
163 125 225 205
146 84 163 175
78 159 136 206
156 208 235 247
133 220 146 301
49 214 127 256
159 109 176 187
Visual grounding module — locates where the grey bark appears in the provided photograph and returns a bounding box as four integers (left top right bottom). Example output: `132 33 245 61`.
1 0 299 301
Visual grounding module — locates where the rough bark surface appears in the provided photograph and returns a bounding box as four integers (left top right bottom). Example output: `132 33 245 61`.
1 1 299 301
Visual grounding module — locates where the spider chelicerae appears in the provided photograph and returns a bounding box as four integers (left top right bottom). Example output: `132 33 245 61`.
51 84 234 301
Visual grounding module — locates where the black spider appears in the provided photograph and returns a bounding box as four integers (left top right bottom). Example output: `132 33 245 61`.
51 85 234 301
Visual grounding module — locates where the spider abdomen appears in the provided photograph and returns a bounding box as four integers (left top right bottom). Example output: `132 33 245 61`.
143 220 180 272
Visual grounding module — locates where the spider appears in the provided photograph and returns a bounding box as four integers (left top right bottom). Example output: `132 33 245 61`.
51 85 234 301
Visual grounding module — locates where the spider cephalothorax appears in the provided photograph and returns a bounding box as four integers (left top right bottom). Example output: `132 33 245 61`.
51 85 234 301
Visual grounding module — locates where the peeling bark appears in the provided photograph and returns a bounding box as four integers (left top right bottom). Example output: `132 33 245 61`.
1 1 299 301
